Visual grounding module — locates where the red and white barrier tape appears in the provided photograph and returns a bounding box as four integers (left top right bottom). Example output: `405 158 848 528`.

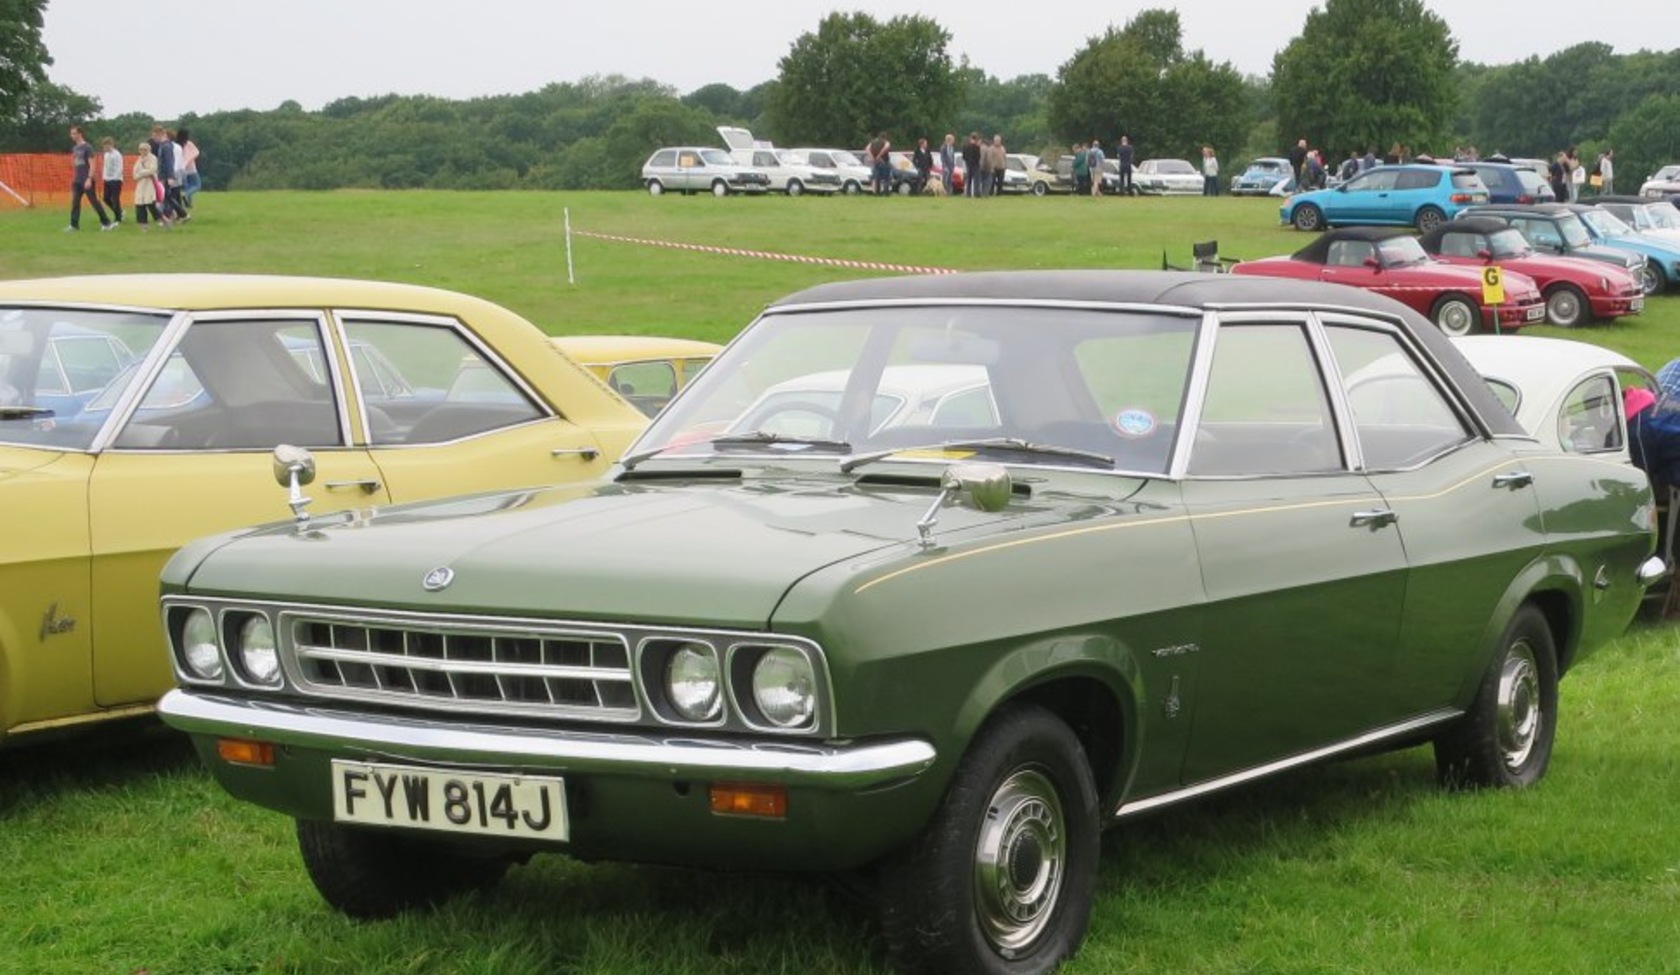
572 229 959 275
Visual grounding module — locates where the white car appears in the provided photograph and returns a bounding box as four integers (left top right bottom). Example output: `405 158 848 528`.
736 148 843 196
1134 158 1205 195
1450 336 1655 459
790 148 872 195
640 147 771 197
1639 164 1680 201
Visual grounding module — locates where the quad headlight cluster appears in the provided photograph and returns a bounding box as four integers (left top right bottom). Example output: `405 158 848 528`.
170 605 285 688
645 638 821 732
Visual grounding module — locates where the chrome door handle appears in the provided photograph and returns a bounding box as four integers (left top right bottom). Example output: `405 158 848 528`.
1350 508 1398 529
1492 471 1534 489
551 447 601 460
325 478 383 494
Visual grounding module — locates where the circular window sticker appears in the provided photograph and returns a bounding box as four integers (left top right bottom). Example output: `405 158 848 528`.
1113 408 1156 438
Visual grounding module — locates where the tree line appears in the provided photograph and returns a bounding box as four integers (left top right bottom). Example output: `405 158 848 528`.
3 0 1677 194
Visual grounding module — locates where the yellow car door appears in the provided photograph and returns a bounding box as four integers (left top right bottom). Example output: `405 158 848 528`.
86 313 391 708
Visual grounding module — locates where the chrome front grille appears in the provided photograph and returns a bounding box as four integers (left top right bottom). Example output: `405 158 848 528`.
284 614 639 722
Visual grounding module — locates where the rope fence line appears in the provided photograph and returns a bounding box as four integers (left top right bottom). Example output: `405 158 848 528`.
570 229 959 276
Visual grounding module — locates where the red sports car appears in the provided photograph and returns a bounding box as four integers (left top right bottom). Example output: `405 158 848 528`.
1232 227 1546 336
1419 216 1645 327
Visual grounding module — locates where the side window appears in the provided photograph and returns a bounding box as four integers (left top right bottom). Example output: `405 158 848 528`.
1440 233 1481 258
649 150 676 167
607 361 678 418
677 152 699 169
1348 171 1398 192
1558 375 1622 453
1189 324 1339 476
1327 240 1374 267
1327 325 1470 469
115 318 342 450
341 319 543 445
1394 170 1437 191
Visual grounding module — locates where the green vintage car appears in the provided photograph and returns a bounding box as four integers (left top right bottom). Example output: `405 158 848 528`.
159 271 1661 975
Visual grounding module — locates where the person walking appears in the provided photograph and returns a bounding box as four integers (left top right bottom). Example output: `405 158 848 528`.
1086 138 1105 197
939 133 956 196
1201 146 1220 196
175 127 201 215
66 126 113 231
99 136 124 226
131 142 166 231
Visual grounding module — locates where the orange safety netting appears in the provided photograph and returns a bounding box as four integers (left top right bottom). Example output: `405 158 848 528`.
0 153 139 209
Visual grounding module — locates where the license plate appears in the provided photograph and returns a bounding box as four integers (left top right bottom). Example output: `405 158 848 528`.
1525 305 1545 322
332 760 568 840
1631 297 1644 312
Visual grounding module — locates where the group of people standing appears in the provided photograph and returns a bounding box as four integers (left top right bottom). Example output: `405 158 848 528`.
67 124 201 232
1549 147 1615 201
1068 137 1136 197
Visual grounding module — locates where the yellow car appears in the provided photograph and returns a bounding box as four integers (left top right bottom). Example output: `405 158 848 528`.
550 335 720 417
0 274 695 746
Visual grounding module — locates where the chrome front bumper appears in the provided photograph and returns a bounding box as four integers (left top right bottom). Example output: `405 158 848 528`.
158 690 937 790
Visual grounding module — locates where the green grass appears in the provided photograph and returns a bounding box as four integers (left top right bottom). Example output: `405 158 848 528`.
2 191 1678 975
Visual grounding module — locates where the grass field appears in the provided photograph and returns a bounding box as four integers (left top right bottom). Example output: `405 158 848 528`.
1 191 1678 975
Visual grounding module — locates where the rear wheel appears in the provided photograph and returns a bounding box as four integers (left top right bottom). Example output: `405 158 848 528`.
645 180 665 197
1544 284 1588 327
1434 605 1558 789
842 180 862 195
296 820 510 918
786 179 804 197
879 704 1100 975
1432 294 1480 336
1415 205 1447 233
1031 181 1048 197
1291 203 1323 231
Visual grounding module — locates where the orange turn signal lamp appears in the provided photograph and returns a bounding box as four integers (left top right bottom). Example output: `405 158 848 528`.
709 782 787 818
217 738 275 768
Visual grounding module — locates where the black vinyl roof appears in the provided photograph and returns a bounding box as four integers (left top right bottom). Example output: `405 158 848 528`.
766 269 1522 437
1419 216 1513 250
1289 226 1415 264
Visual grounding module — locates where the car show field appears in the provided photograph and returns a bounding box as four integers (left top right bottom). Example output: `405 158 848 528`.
1 191 1677 975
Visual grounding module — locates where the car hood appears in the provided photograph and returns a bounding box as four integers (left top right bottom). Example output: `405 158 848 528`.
170 469 1133 629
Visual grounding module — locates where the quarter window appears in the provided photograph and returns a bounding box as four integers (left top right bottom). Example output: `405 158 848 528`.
1327 325 1470 469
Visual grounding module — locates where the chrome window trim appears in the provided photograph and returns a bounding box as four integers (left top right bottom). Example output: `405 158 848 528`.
766 297 1208 317
330 308 556 446
1166 310 1219 479
71 309 190 454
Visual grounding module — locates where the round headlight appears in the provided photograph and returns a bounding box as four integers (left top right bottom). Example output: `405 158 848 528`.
181 608 223 680
752 647 815 728
665 642 721 722
238 615 281 685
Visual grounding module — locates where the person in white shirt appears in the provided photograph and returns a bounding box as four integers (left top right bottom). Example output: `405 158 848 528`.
99 136 125 225
1202 146 1220 196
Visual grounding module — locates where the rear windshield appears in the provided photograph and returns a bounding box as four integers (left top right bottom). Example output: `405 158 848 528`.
1451 172 1487 191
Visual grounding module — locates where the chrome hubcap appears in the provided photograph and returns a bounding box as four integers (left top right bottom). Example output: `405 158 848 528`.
1549 292 1580 324
974 769 1065 955
1441 303 1474 335
1496 640 1541 772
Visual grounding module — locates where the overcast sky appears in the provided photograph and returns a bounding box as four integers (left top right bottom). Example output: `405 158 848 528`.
40 0 1664 119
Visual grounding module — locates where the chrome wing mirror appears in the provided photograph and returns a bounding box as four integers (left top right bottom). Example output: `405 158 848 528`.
916 463 1013 549
272 444 317 527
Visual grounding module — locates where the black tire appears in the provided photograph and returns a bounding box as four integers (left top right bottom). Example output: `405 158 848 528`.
710 180 730 198
787 179 805 197
1291 203 1323 231
1432 294 1480 337
645 180 665 197
879 704 1100 975
296 820 509 918
1434 605 1559 789
843 180 862 195
1415 205 1447 233
1030 181 1048 197
1638 259 1664 296
1544 284 1588 327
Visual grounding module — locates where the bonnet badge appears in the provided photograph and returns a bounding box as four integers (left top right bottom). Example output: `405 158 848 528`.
422 567 455 592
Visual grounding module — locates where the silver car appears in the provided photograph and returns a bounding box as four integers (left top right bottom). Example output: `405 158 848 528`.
641 147 771 197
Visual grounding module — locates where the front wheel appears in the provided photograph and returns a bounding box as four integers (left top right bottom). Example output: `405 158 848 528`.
296 820 510 918
1031 181 1048 197
1434 605 1559 788
879 705 1100 975
710 180 730 198
786 179 804 197
1432 294 1480 336
1639 259 1664 296
842 180 862 195
1291 203 1323 231
1415 205 1447 233
645 180 665 197
1544 284 1588 327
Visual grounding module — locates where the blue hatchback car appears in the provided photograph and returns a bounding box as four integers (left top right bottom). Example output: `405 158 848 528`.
1570 204 1680 294
1281 164 1490 233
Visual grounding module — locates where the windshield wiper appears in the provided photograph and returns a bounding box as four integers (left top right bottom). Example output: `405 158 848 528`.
840 437 1114 474
620 431 852 472
0 406 54 420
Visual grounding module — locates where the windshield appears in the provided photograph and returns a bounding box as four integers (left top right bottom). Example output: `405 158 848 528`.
1641 204 1680 230
699 149 734 166
1487 229 1533 258
1579 209 1632 237
1557 215 1593 249
1158 160 1197 175
1377 236 1430 266
631 304 1200 476
831 150 863 167
0 307 173 450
